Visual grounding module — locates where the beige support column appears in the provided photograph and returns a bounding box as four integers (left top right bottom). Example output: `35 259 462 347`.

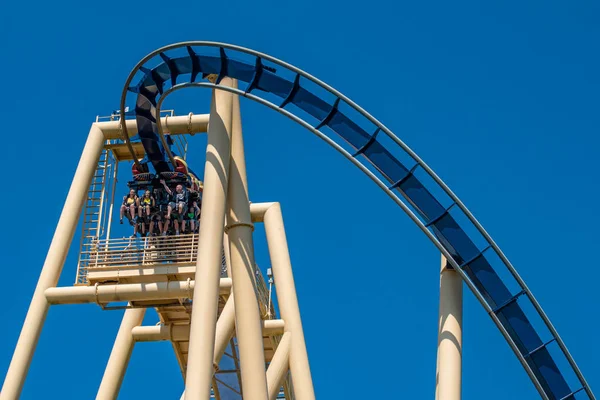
266 332 291 400
226 83 269 399
132 324 190 342
1 124 105 400
213 295 236 369
96 307 146 400
184 78 234 399
211 232 236 370
263 203 315 400
132 319 285 343
435 255 463 400
45 278 232 304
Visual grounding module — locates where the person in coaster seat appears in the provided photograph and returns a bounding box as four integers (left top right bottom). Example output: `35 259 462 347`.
132 214 146 238
170 209 183 235
149 208 163 236
163 199 185 235
160 179 189 224
138 190 155 223
183 200 201 234
151 187 168 235
120 189 138 225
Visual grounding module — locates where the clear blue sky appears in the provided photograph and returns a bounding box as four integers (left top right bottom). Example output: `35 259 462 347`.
1 1 598 399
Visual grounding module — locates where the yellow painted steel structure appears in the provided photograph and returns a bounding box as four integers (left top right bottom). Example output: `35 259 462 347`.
0 103 305 399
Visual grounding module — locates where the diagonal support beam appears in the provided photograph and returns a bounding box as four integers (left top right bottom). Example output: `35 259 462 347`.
260 202 316 400
266 332 291 400
1 124 105 400
96 307 146 400
213 294 236 369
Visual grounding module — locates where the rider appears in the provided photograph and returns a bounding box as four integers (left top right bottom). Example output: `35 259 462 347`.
149 207 162 237
138 190 155 222
132 214 146 238
120 189 138 225
183 201 201 234
151 187 169 236
161 179 189 235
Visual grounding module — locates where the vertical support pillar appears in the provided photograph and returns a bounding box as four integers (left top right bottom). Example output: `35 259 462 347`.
435 255 463 400
185 79 234 399
226 81 269 399
263 203 315 400
96 307 146 400
1 124 105 400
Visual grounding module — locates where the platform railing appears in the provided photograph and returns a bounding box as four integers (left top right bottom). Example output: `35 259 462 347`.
86 234 199 269
76 234 272 315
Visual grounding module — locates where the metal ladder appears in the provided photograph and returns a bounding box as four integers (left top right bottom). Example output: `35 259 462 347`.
75 149 109 284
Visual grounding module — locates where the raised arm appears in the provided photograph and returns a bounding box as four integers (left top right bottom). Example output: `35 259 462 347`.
160 179 173 196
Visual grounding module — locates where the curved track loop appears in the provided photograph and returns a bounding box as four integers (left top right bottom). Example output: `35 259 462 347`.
119 42 594 400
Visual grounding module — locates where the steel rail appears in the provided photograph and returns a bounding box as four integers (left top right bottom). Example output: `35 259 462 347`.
151 81 549 399
118 41 594 399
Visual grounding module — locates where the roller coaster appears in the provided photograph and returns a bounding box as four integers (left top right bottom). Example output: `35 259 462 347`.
1 41 596 400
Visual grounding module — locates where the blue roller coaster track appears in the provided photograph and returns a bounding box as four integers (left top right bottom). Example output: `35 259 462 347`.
119 41 595 400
